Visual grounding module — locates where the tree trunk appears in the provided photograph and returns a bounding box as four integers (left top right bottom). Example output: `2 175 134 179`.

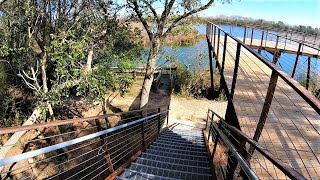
140 38 161 108
86 49 93 72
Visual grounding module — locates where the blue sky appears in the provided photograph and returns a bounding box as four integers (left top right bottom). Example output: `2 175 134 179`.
200 0 320 28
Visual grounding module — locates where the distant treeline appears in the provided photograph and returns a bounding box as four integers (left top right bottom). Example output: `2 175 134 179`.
185 16 320 36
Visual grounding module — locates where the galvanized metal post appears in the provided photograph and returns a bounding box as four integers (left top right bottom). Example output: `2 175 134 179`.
243 26 247 43
258 31 264 54
250 28 254 46
248 70 278 156
230 42 241 100
292 43 302 78
306 56 311 90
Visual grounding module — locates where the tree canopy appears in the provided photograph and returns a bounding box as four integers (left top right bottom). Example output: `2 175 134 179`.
0 0 142 126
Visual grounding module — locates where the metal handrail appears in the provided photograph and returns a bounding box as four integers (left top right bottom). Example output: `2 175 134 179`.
214 21 320 42
207 22 320 114
209 118 258 180
0 106 165 135
0 110 168 167
206 109 307 180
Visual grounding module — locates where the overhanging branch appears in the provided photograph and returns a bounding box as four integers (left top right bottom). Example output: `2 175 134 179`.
163 0 215 37
129 0 153 40
142 0 159 23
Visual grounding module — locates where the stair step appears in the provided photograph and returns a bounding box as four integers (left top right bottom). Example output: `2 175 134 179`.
166 129 202 134
144 149 208 162
162 130 202 136
152 141 206 152
129 163 211 180
120 169 179 180
164 130 203 136
136 157 211 174
149 145 207 156
141 153 209 167
157 136 204 145
155 139 205 148
161 133 203 141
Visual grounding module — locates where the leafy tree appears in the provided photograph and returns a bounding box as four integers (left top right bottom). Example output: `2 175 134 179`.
0 0 142 162
0 0 141 119
126 0 228 108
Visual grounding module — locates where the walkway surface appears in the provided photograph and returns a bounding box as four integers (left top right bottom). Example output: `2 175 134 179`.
241 37 320 58
215 36 320 179
117 124 212 180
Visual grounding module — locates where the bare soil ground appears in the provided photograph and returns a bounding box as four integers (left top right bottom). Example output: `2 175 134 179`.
169 95 227 123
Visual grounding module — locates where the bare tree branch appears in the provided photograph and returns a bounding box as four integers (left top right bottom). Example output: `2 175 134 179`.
141 0 159 23
159 0 176 23
129 0 153 40
163 0 215 37
17 73 38 91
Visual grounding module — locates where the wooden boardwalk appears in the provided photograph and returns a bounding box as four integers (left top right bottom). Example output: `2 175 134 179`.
214 35 320 179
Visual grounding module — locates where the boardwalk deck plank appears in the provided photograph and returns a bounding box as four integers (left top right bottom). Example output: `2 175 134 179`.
214 35 320 179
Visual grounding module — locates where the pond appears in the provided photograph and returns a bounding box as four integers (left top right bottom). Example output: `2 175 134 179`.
153 24 320 82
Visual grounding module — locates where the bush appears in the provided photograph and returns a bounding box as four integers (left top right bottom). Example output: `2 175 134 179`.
172 51 213 98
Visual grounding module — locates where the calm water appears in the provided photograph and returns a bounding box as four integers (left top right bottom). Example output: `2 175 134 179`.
152 24 319 81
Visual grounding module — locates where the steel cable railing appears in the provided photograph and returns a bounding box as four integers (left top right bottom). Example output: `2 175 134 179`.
206 22 320 179
219 23 320 97
0 106 169 179
205 109 307 180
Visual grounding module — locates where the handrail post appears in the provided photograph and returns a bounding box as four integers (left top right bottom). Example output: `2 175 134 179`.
248 70 278 157
158 108 161 134
250 27 254 46
207 27 215 95
207 111 214 140
230 42 241 100
212 120 221 159
213 25 216 52
94 119 114 173
292 43 302 78
221 34 228 75
166 105 170 125
258 31 264 54
243 26 246 43
141 120 145 147
272 35 279 64
216 28 221 67
306 56 311 90
205 109 210 130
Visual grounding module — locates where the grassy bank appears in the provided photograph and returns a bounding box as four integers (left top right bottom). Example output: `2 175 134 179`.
130 22 205 46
